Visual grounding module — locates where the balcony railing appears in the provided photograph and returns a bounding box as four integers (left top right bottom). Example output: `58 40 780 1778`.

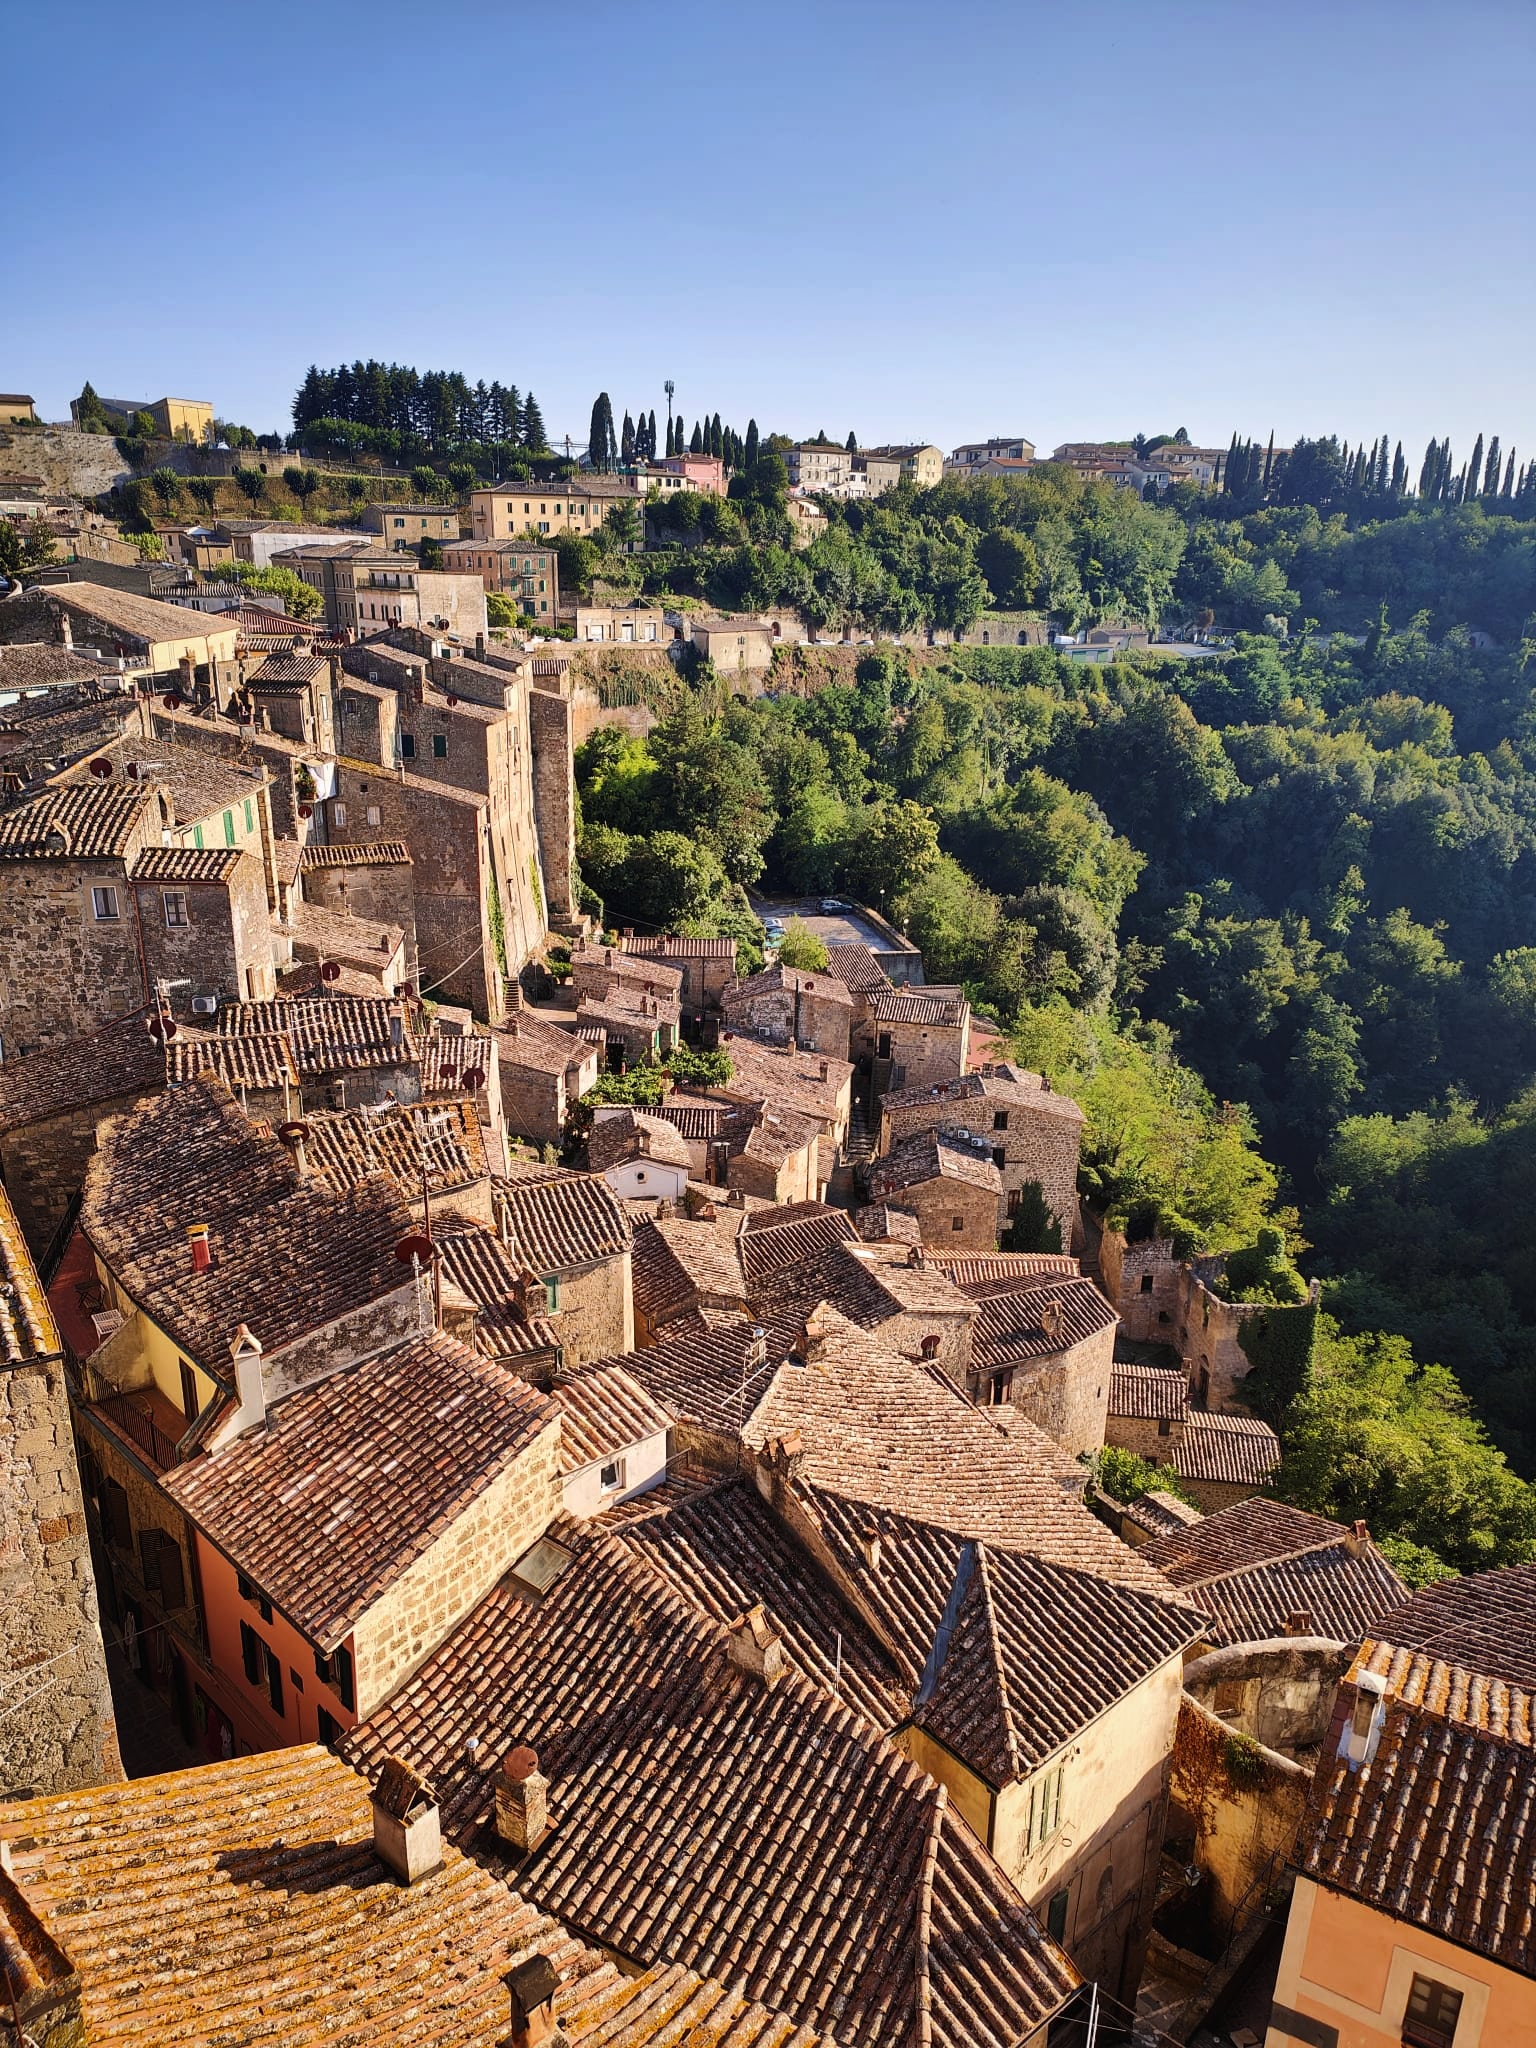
99 1391 182 1473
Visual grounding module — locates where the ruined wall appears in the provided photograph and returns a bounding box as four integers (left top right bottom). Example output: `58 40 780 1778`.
1097 1229 1182 1345
351 1416 561 1716
529 688 575 921
1167 1692 1311 1931
1 1356 121 1796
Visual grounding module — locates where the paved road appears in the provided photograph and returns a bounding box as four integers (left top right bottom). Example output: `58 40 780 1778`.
750 895 903 954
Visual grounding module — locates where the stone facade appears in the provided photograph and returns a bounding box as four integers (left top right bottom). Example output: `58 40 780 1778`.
993 1323 1115 1462
300 852 418 980
494 1014 598 1149
2 1352 120 1797
0 1089 148 1260
135 850 274 1008
350 1416 561 1717
537 1249 633 1369
875 1164 1000 1251
878 1071 1082 1248
720 969 852 1063
528 689 575 921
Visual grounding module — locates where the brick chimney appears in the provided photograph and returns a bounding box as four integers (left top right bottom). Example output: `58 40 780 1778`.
860 1526 883 1571
725 1603 785 1688
186 1222 211 1273
1039 1296 1064 1346
819 1058 829 1080
506 1955 560 2048
371 1756 442 1885
495 1745 550 1853
1343 1520 1370 1558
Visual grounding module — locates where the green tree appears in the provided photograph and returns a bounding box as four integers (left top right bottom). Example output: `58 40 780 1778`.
232 466 266 514
222 559 323 620
187 477 220 519
283 466 321 516
521 393 547 451
149 466 183 513
775 918 830 970
0 518 23 580
486 591 520 629
73 382 109 433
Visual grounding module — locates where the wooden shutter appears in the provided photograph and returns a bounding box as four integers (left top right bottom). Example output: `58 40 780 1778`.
138 1528 163 1592
156 1536 186 1611
239 1621 261 1685
103 1479 132 1551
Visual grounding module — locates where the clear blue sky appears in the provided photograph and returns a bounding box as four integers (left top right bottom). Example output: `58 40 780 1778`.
5 0 1532 463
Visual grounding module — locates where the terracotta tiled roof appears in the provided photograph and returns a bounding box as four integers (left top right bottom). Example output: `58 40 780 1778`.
571 943 684 996
290 896 405 969
270 836 303 887
932 1251 1080 1288
735 1101 830 1166
1171 1412 1281 1489
881 1068 1084 1122
82 1073 411 1367
0 642 107 690
607 1311 776 1437
1118 1490 1203 1539
1109 1361 1188 1421
587 1108 691 1173
131 844 244 883
577 992 675 1034
972 1278 1116 1373
418 1033 494 1096
343 1534 1081 2048
1137 1498 1353 1585
868 1126 1001 1199
645 1096 728 1139
0 1012 163 1130
92 737 266 827
870 986 968 1028
737 1208 858 1281
42 582 239 649
615 1477 910 1727
1193 1541 1406 1649
915 1540 1203 1786
494 1010 591 1079
713 1036 851 1124
303 1097 487 1200
300 838 412 867
744 1238 975 1354
165 1329 556 1647
723 963 853 1009
0 1178 58 1366
219 995 415 1072
433 1221 561 1359
555 1361 675 1473
631 1216 748 1327
0 779 154 858
248 651 326 688
1365 1563 1536 1693
824 943 893 994
851 1203 924 1244
1296 1636 1536 1975
495 1161 632 1274
0 1746 805 2048
621 934 736 961
167 1028 299 1091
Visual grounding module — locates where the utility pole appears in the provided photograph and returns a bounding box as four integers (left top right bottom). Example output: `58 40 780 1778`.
665 379 675 448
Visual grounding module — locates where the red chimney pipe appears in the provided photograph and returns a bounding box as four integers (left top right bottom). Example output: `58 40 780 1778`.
187 1222 211 1273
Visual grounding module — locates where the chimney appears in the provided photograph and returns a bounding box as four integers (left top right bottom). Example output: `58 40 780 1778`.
57 609 73 650
186 1222 211 1273
724 1604 785 1688
603 946 613 966
388 1000 405 1047
819 1059 828 1081
474 631 486 659
370 1756 442 1885
1341 1667 1389 1769
506 1955 560 2048
1344 1519 1370 1559
229 1323 266 1429
1283 1610 1316 1636
1039 1297 1064 1346
495 1745 550 1853
906 1244 924 1269
860 1527 883 1572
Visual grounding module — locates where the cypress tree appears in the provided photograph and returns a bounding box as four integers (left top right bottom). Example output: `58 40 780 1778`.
710 413 723 458
588 395 608 471
1261 431 1275 493
521 392 546 452
745 418 759 469
846 430 858 453
1482 436 1500 499
621 410 635 465
647 409 657 460
1466 433 1484 499
690 420 703 454
1502 448 1517 498
1391 441 1406 495
1418 439 1438 497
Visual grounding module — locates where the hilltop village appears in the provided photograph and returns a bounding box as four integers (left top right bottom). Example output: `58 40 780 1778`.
1 394 1533 2048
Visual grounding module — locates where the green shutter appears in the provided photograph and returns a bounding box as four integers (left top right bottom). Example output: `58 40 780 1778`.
223 810 235 846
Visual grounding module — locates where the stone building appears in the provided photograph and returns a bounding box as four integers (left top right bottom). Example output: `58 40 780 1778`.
720 962 853 1063
962 1274 1119 1458
0 1181 120 1799
273 541 486 642
298 840 417 972
866 1125 1002 1248
441 536 558 619
878 1064 1084 1248
1105 1361 1189 1466
710 1035 854 1186
492 1160 634 1366
493 997 598 1148
856 984 971 1095
620 933 737 1022
0 582 239 695
587 1108 691 1207
1170 1411 1281 1513
357 502 461 550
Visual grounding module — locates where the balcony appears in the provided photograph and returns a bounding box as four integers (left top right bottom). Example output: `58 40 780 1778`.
85 1385 188 1474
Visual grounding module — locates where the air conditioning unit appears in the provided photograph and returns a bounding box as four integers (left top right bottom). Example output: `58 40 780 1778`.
191 995 219 1017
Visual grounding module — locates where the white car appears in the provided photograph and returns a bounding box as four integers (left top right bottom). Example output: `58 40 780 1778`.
819 897 851 914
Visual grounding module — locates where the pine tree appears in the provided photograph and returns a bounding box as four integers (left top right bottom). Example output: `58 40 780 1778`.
690 420 703 454
522 393 546 452
1467 434 1485 499
745 419 759 470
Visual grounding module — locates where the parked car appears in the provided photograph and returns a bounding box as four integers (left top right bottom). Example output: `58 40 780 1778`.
819 898 851 913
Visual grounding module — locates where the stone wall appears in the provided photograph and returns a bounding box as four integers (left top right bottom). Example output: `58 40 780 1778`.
136 854 273 1007
1096 1229 1182 1345
0 833 163 1057
882 1172 999 1252
1167 1689 1313 1931
1 1090 148 1259
351 1416 561 1715
301 859 418 978
540 1249 633 1368
529 688 575 920
877 1093 1080 1249
996 1323 1114 1461
1 1355 120 1796
720 982 851 1063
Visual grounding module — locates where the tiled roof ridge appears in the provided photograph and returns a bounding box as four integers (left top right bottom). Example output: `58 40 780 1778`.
1365 1638 1536 1742
974 1545 1024 1779
1184 1532 1361 1589
913 1781 945 2048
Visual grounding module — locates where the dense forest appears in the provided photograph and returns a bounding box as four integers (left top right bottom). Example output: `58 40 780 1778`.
572 448 1536 1577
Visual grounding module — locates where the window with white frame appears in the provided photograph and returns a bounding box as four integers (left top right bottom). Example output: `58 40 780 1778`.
599 1457 626 1492
90 885 120 921
1025 1765 1063 1851
163 890 189 928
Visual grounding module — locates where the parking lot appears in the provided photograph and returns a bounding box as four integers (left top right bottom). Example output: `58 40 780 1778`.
750 895 910 956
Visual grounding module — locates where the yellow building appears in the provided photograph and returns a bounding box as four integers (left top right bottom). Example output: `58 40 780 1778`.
0 392 37 423
149 397 214 444
861 441 945 488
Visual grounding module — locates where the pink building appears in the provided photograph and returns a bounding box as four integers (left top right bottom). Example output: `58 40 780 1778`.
654 454 726 496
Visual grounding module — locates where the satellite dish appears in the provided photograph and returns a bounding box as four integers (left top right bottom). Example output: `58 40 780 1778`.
320 960 341 983
124 762 140 780
461 1066 484 1091
276 1120 311 1144
399 982 415 999
145 1014 177 1041
89 757 113 778
445 693 459 707
162 692 183 711
394 1233 434 1266
439 1066 458 1087
298 801 314 818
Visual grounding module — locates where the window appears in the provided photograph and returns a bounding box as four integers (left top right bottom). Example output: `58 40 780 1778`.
542 1275 562 1312
101 1479 132 1550
992 1147 1006 1169
599 1458 626 1492
1403 1977 1463 2048
163 889 188 928
1157 1414 1172 1437
951 1215 964 1232
266 1646 285 1716
366 806 381 826
1006 1189 1022 1216
920 1334 941 1360
401 733 416 758
222 810 236 847
993 1109 1009 1131
240 1621 262 1685
178 1358 200 1422
243 798 254 834
236 1573 273 1624
432 734 447 759
1140 1274 1155 1294
1026 1765 1063 1850
332 801 347 826
1046 1888 1069 1942
393 516 405 528
317 1705 340 1748
193 823 204 849
90 885 120 921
